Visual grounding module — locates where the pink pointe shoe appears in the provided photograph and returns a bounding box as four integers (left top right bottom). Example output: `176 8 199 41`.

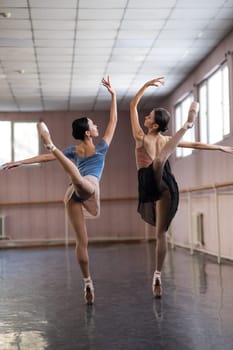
84 279 95 305
152 272 162 299
37 122 56 152
183 101 199 130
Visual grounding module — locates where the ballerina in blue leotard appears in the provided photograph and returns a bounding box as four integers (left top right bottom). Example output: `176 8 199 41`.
4 77 117 305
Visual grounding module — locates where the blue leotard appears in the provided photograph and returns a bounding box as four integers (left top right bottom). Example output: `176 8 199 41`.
63 139 108 202
63 139 108 180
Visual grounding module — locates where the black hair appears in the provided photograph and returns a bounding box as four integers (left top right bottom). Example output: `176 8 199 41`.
72 117 89 140
153 108 170 132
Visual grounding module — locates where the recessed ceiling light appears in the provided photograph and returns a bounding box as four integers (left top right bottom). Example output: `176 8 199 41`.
0 12 11 18
15 69 25 74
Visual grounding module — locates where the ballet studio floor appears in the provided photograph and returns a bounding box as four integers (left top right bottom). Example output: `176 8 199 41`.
1 241 233 350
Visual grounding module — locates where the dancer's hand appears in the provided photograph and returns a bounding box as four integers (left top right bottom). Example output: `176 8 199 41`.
102 76 116 96
219 146 233 154
144 77 165 88
1 161 22 170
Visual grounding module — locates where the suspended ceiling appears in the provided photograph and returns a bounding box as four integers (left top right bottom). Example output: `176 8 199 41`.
0 0 233 112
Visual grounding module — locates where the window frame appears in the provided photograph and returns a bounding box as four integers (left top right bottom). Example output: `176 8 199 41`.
198 61 230 145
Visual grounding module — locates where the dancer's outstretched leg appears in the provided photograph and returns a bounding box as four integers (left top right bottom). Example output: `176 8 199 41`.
37 122 94 198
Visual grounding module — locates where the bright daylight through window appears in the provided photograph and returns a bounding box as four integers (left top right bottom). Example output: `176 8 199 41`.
0 121 39 165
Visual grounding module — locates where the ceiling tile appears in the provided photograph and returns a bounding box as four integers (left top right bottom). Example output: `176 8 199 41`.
78 9 124 20
177 0 225 6
34 30 74 40
121 20 165 30
115 39 153 48
0 39 33 47
75 40 113 48
0 0 27 6
118 30 158 40
32 20 75 30
170 8 219 19
36 47 73 55
0 20 31 30
35 39 73 48
76 30 117 40
77 20 120 30
128 0 176 7
0 30 32 39
124 9 172 20
29 0 77 8
31 9 77 20
79 0 128 8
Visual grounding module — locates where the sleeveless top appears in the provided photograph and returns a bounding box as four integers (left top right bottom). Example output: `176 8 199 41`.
135 145 153 169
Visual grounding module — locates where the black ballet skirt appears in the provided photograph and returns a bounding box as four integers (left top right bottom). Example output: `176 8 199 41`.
137 160 179 229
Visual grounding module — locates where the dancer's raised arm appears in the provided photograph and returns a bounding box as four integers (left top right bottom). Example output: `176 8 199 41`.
130 77 165 141
101 76 117 146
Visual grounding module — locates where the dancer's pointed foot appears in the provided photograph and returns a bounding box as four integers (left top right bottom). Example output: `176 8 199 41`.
152 272 162 299
84 278 95 305
37 122 56 152
183 101 199 129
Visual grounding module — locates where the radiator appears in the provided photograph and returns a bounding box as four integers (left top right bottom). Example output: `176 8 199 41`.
191 212 204 247
0 216 5 239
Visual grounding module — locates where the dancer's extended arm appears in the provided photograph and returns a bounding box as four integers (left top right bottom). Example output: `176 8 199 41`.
2 153 55 170
130 77 164 142
102 76 117 146
178 140 233 154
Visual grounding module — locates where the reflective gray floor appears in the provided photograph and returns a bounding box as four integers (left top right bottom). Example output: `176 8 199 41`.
1 242 233 350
